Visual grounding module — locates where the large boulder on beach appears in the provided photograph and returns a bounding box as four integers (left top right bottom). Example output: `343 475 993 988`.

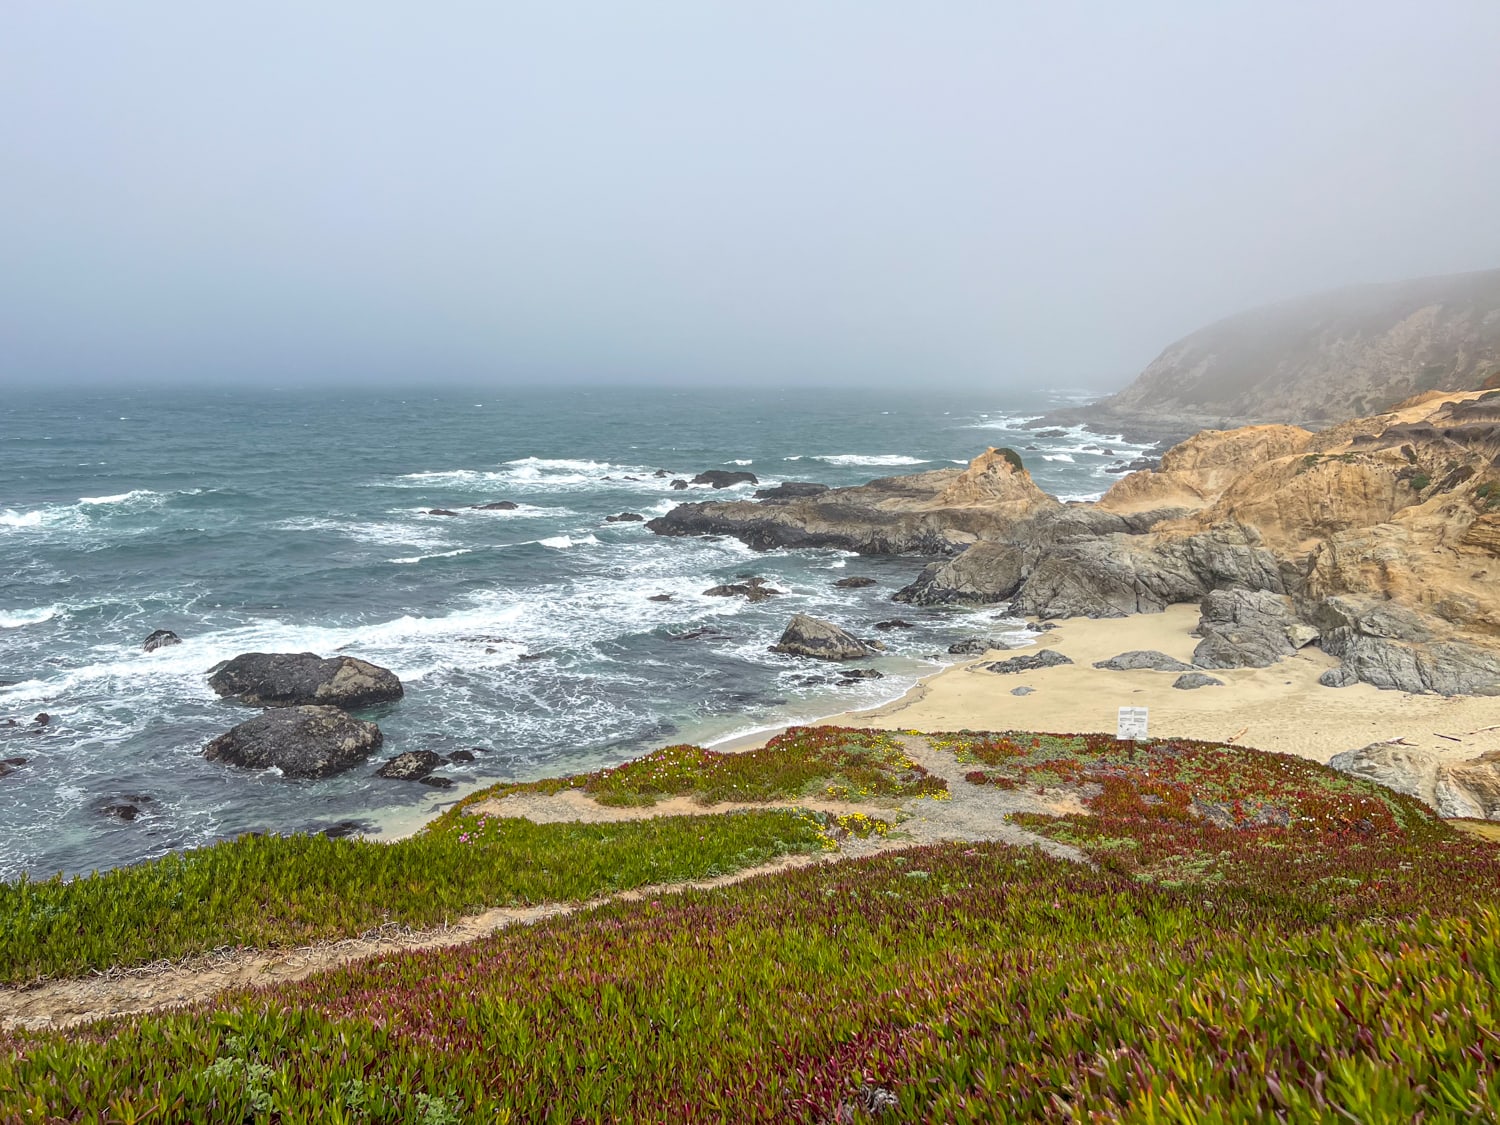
770 614 877 661
893 541 1025 606
980 649 1073 674
208 652 404 709
1191 589 1301 669
1312 596 1500 696
1094 650 1196 672
203 706 383 779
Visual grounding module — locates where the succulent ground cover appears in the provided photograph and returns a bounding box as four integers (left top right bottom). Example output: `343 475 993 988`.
0 810 828 984
6 728 1500 1121
439 725 947 819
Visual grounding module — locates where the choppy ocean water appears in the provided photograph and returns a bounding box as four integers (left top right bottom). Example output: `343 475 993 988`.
0 385 1154 878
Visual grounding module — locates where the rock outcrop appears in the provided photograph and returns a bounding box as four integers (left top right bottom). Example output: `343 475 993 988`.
1192 590 1303 669
1314 596 1500 695
1329 740 1500 820
691 470 758 489
208 653 404 709
754 482 829 501
375 750 444 781
770 615 877 661
980 649 1073 674
203 706 383 779
704 577 784 602
648 447 1057 554
893 542 1024 606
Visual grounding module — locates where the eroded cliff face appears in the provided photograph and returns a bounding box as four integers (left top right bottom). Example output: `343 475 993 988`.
1048 269 1500 434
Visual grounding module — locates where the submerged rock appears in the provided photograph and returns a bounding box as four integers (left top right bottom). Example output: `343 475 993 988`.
94 795 155 822
692 470 759 489
1093 650 1196 672
606 512 645 523
980 649 1073 674
647 593 674 602
143 629 181 652
770 615 877 661
872 619 915 631
703 577 784 602
834 576 878 589
470 500 519 511
204 706 383 779
1173 672 1224 689
426 509 459 517
375 750 444 781
0 756 29 778
208 652 404 709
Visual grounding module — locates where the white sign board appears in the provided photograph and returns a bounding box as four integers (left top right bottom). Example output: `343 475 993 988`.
1117 706 1149 741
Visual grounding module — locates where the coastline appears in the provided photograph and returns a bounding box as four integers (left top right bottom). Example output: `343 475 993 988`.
397 602 1500 840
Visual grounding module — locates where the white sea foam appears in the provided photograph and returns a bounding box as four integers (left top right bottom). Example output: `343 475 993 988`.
78 489 159 506
0 510 44 529
727 459 753 466
1043 453 1075 463
388 548 476 565
0 606 57 629
807 454 927 467
537 534 599 549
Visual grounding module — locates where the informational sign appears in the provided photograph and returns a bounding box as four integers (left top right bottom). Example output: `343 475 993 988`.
1117 706 1149 741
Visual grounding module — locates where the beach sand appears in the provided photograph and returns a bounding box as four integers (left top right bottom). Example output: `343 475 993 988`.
738 604 1500 766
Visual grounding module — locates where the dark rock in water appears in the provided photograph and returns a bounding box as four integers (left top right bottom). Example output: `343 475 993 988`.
447 749 477 763
948 637 1007 656
94 795 154 822
427 509 459 517
1036 428 1069 439
606 512 645 523
1102 448 1115 456
894 542 1025 606
670 479 689 490
208 652 404 709
1011 686 1035 696
704 577 784 602
647 593 674 602
754 481 829 501
143 629 181 652
653 469 672 478
834 576 877 589
771 614 877 661
692 470 759 489
1025 621 1058 631
376 750 444 781
420 775 455 789
317 819 376 839
837 668 884 682
1312 595 1500 695
204 706 383 779
33 713 50 727
518 652 549 662
980 649 1073 674
0 756 28 778
873 619 915 631
622 476 640 482
1025 444 1040 450
668 626 728 642
1192 589 1300 669
1173 672 1225 689
1093 650 1196 672
471 500 519 511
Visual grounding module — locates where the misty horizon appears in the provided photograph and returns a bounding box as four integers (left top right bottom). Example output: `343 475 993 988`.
4 2 1499 390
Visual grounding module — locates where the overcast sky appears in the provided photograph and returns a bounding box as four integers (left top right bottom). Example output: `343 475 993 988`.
4 2 1499 389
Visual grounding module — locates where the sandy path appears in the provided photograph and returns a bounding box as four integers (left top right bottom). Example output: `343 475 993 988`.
1 735 1082 1031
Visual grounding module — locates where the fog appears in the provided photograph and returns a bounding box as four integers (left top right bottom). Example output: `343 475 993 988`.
3 2 1498 389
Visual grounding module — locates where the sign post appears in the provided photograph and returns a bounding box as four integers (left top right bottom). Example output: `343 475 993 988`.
1117 706 1149 741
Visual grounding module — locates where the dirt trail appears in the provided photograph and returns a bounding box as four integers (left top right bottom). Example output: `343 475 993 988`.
0 734 1082 1031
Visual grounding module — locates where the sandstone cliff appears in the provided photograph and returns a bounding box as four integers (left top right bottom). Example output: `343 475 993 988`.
1054 268 1500 434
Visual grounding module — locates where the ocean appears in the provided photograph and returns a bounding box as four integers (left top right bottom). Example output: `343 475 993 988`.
0 385 1154 879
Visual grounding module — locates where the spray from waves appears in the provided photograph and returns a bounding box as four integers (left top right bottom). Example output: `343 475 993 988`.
1042 453 1076 463
0 510 44 530
727 459 753 466
802 454 929 467
537 533 600 549
389 548 477 565
77 489 163 506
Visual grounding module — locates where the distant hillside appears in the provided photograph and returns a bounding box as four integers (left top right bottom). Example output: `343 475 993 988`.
1060 268 1500 435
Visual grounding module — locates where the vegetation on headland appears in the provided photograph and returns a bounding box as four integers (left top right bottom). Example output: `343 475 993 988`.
438 725 947 822
6 726 1500 1120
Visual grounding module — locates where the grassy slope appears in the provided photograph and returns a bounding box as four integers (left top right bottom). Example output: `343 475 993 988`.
0 727 922 983
5 728 1500 1121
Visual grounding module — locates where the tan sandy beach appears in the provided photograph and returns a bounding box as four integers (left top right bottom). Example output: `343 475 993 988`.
791 604 1500 767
